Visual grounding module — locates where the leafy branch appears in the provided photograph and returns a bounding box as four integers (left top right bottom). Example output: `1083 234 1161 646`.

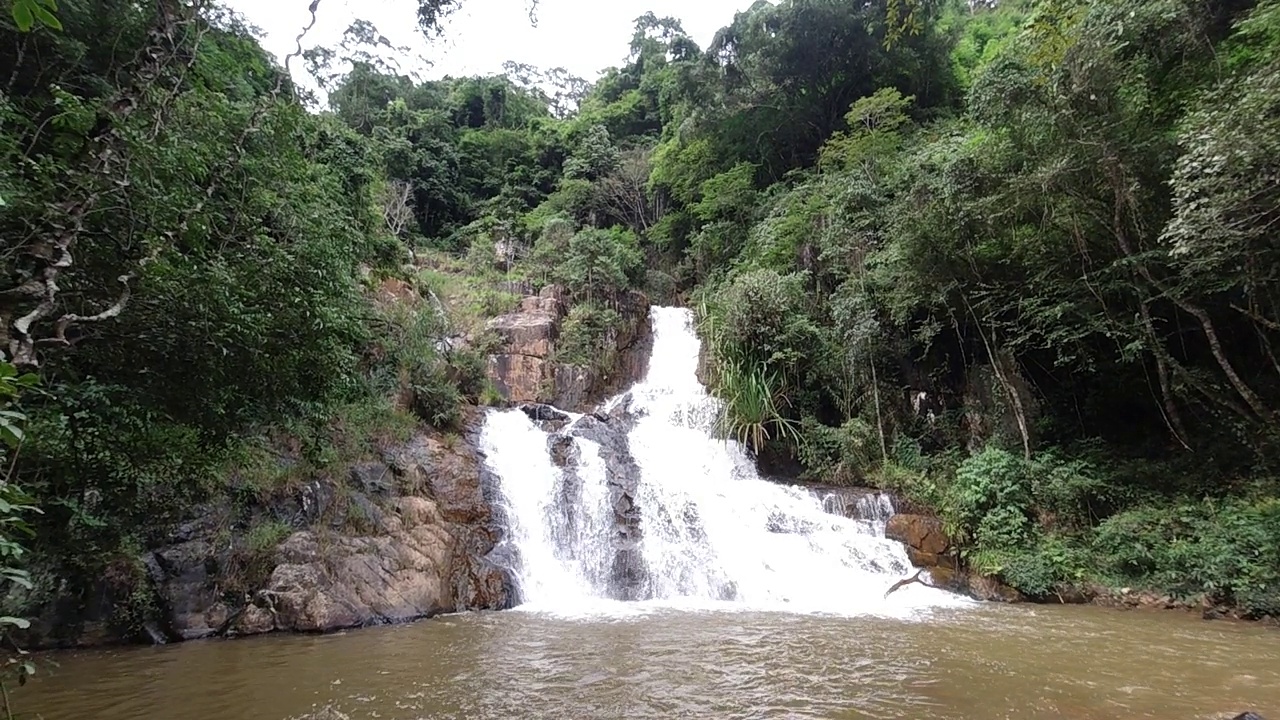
8 0 60 32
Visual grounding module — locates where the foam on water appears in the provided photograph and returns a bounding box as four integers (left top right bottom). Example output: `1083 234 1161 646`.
479 306 971 621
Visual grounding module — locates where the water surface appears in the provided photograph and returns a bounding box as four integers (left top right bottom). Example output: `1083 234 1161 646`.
26 602 1279 719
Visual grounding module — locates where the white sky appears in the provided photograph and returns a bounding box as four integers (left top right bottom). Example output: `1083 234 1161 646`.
224 0 754 99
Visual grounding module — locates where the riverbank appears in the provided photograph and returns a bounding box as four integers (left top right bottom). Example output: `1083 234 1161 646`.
802 481 1280 625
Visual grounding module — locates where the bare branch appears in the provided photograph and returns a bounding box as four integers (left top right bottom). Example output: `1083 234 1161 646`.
380 180 415 237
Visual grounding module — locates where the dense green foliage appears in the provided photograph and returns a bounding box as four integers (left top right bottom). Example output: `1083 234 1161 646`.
0 0 498 638
660 0 1280 613
2 0 1279 645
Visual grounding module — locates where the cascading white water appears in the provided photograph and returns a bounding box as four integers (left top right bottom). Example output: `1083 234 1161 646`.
480 306 970 617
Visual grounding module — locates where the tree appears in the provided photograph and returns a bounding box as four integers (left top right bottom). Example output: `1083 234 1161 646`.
380 179 416 236
556 228 643 303
0 360 39 706
598 147 661 233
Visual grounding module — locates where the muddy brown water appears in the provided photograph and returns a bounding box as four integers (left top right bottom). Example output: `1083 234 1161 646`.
20 602 1280 719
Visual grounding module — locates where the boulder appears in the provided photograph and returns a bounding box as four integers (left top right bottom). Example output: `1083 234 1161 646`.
137 424 512 643
886 514 950 556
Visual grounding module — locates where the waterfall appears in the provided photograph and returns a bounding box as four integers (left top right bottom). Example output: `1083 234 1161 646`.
479 306 969 617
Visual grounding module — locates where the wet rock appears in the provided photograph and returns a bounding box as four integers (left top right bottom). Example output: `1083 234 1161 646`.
520 403 570 424
765 510 819 535
609 544 648 601
549 435 578 468
803 485 933 520
886 514 950 556
1231 713 1267 720
141 620 168 645
568 411 649 599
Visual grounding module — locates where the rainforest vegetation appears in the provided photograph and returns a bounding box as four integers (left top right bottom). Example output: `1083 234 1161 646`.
1 0 1279 659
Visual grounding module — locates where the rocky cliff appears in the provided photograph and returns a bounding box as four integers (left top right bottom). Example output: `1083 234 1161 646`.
22 413 513 647
485 285 652 412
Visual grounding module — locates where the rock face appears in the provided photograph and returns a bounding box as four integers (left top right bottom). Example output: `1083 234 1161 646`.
885 514 950 567
880 512 1025 603
485 291 564 404
485 285 652 412
568 409 648 600
26 417 514 647
962 357 1040 454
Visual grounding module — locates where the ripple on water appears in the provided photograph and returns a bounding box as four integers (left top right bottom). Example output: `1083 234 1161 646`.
21 603 1280 720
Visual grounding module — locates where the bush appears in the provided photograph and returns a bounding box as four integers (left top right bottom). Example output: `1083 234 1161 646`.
798 416 881 483
410 361 464 430
715 270 811 366
1093 498 1280 613
946 446 1033 544
556 303 621 370
997 534 1086 598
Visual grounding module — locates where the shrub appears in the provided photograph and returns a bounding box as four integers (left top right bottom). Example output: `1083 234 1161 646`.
556 303 621 369
946 446 1033 544
1093 498 1280 613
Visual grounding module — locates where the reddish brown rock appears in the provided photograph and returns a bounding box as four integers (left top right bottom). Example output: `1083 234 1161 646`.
484 287 652 411
886 514 950 556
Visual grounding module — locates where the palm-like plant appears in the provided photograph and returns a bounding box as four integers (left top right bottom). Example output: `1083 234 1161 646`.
696 299 800 455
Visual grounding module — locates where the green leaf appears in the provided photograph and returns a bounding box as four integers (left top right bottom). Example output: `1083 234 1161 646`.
0 616 31 630
3 575 32 590
29 3 60 30
11 1 34 31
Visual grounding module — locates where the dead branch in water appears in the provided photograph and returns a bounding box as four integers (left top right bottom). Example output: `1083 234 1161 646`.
884 568 927 598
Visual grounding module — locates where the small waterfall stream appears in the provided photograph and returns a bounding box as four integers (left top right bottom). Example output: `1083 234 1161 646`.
479 306 968 617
